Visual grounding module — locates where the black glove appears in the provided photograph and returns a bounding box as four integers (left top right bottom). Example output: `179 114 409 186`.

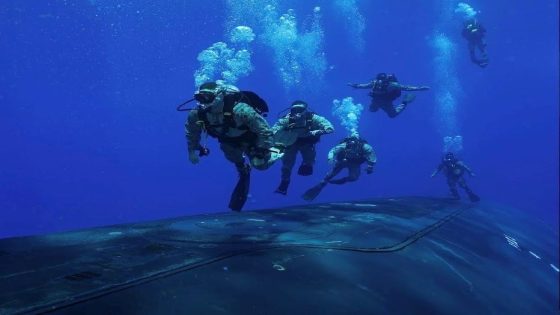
366 165 374 174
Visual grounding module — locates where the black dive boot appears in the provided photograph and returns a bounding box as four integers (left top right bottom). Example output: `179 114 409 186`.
297 164 313 176
275 180 290 195
229 164 251 212
466 189 480 202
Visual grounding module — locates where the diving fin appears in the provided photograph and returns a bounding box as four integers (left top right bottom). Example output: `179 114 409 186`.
468 192 480 203
229 165 251 212
302 181 327 202
328 177 348 185
274 180 289 195
477 54 489 68
402 93 416 105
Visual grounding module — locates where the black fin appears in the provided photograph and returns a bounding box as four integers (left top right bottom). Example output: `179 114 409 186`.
229 167 251 212
468 193 480 203
274 180 289 195
302 182 327 202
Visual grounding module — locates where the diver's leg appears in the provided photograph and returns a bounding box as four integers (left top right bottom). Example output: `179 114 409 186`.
220 143 251 211
369 99 381 112
382 104 400 118
477 41 489 67
347 163 361 182
468 42 478 63
447 177 460 199
392 94 417 117
298 143 316 176
468 41 487 67
324 163 345 183
457 177 469 191
275 145 297 195
220 142 246 166
302 163 342 201
478 39 487 52
458 177 480 202
329 163 360 185
247 146 281 171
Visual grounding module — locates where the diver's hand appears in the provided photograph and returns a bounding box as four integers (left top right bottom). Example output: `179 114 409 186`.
347 83 357 88
309 130 324 136
366 165 374 174
188 150 200 164
420 86 430 90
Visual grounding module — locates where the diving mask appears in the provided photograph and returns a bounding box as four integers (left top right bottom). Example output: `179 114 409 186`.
194 91 216 104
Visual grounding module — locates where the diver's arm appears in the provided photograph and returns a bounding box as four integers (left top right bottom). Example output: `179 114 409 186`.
271 116 289 134
348 81 374 89
363 144 377 167
459 161 475 176
478 24 487 34
399 83 430 91
327 148 335 162
235 103 273 149
328 144 345 163
185 110 202 153
431 164 443 177
311 115 334 135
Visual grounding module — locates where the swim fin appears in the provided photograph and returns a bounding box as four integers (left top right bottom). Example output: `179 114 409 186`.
468 192 480 203
402 93 416 105
274 180 289 195
302 181 327 202
328 177 348 185
229 165 251 212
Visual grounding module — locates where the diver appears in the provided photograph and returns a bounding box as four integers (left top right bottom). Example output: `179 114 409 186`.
348 73 430 118
462 18 489 68
184 81 283 211
271 100 334 195
302 134 376 201
431 152 480 202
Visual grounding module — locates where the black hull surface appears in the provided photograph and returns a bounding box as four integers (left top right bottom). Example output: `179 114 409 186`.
0 197 557 314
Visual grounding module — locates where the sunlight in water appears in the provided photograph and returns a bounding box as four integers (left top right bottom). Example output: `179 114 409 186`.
333 0 366 52
431 32 463 151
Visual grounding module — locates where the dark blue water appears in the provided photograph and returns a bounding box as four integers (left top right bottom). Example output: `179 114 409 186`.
1 0 558 238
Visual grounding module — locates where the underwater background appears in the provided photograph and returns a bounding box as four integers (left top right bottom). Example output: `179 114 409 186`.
0 0 558 239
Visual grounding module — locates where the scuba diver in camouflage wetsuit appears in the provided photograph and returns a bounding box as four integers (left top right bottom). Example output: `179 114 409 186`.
431 152 480 202
184 81 282 211
302 135 376 201
272 100 334 195
348 73 429 118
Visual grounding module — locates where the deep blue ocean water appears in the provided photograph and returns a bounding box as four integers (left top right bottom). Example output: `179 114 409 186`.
0 0 558 239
